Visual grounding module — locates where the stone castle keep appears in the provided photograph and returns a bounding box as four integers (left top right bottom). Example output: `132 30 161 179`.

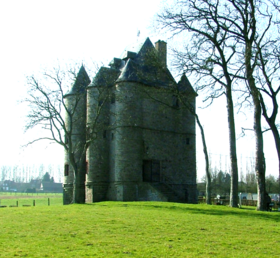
63 38 197 204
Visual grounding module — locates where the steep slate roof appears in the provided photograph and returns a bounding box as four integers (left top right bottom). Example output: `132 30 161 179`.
116 59 139 82
90 38 196 93
116 37 176 88
88 67 120 88
64 65 91 97
178 73 197 96
133 37 155 64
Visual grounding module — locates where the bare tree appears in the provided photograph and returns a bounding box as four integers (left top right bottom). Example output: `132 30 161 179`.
252 2 280 199
194 110 212 204
24 64 108 203
158 0 280 210
223 0 279 210
157 0 240 207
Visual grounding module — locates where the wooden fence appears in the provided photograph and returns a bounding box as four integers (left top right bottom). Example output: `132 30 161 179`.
0 198 52 208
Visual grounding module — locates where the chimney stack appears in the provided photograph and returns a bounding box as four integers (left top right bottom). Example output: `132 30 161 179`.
155 40 167 68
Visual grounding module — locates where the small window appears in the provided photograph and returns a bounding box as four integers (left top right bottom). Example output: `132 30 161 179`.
103 130 107 138
186 138 190 145
64 164 69 176
143 141 149 153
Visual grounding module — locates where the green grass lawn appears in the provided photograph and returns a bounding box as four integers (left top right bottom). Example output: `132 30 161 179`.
0 201 279 257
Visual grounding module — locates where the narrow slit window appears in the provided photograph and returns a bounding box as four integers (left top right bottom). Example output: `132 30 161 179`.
64 164 69 176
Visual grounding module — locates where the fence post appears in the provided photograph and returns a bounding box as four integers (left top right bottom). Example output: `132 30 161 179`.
33 200 35 207
16 201 18 207
48 198 50 206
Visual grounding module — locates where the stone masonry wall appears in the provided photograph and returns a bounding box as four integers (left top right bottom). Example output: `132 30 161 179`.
107 82 143 200
85 86 110 202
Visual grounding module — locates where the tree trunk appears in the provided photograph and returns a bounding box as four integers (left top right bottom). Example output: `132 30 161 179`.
69 151 86 204
226 88 239 207
262 115 280 202
270 127 280 202
73 171 86 204
252 89 266 211
244 13 267 209
246 68 267 211
195 114 212 204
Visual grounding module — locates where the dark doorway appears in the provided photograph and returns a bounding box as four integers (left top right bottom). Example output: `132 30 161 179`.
142 160 160 182
143 160 151 182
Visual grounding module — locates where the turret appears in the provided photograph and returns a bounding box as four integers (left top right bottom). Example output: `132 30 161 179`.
85 67 120 202
177 73 197 202
109 60 143 201
63 65 90 204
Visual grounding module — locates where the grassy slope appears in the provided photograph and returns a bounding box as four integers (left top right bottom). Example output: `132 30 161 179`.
0 202 279 257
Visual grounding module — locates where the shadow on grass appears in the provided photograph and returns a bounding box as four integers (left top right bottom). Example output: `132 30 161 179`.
178 206 280 222
91 201 280 223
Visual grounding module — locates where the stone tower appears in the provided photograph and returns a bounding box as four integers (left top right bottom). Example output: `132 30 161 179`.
64 38 197 204
85 67 119 202
63 65 91 204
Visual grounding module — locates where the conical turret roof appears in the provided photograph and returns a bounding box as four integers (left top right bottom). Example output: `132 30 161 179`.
64 65 91 97
178 73 197 96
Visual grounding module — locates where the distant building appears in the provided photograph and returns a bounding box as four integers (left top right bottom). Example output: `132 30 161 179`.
41 182 63 193
63 38 197 204
2 180 16 191
30 179 41 191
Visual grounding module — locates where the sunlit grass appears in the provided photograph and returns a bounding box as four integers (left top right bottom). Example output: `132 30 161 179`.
0 202 279 257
